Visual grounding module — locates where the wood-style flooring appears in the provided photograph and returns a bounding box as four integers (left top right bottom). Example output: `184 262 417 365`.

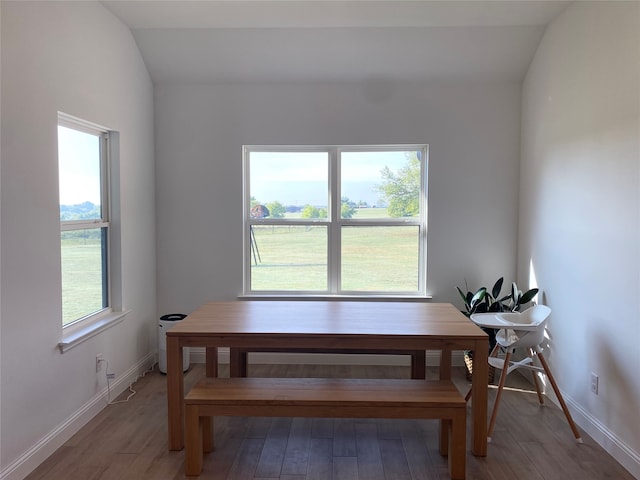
25 363 635 480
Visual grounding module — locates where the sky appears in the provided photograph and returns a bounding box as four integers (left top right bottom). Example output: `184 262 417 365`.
58 125 102 206
57 139 418 208
249 150 413 206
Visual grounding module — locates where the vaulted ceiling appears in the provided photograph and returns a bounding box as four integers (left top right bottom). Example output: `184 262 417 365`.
101 1 570 84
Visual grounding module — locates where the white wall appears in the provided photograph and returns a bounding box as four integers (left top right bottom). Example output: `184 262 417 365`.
519 1 640 476
155 81 522 314
0 2 155 478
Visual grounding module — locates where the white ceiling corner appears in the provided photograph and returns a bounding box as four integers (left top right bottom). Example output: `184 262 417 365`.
100 0 571 84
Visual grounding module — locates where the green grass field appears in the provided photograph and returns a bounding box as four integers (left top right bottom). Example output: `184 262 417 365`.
61 236 105 325
250 208 420 291
61 208 420 324
250 225 419 291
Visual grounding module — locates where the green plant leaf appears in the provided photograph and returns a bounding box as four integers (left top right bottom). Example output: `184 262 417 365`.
488 302 502 312
470 288 487 309
475 302 489 313
456 287 473 311
498 294 511 303
491 277 504 298
520 288 539 305
456 286 467 303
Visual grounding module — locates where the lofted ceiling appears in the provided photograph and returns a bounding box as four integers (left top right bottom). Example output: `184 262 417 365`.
101 1 571 84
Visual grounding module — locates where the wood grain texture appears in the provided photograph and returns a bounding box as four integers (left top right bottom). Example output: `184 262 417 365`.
168 301 485 345
185 378 466 408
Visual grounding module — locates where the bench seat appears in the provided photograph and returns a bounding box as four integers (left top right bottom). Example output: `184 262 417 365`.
184 377 466 479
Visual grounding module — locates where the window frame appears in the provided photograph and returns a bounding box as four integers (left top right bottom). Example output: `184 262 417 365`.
58 113 112 330
242 144 429 297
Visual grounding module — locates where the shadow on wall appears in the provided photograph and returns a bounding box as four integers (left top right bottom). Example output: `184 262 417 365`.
590 322 640 450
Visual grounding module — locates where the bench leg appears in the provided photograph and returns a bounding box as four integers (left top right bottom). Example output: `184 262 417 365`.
449 410 467 480
203 416 214 453
410 351 426 379
440 419 450 456
438 348 453 457
185 405 203 476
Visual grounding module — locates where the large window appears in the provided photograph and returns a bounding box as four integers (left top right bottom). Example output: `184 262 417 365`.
243 145 428 296
58 114 110 326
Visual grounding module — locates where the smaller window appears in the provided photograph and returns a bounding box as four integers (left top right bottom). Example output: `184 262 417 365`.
58 114 110 327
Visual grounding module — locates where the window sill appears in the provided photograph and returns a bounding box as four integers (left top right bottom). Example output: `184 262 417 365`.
239 295 433 302
58 310 130 353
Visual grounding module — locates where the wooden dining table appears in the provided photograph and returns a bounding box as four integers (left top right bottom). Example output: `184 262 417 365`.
166 300 489 456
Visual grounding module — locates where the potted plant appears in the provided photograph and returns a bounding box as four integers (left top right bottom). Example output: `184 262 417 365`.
456 277 539 381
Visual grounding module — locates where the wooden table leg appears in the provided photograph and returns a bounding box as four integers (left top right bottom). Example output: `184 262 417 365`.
439 348 452 381
410 351 426 379
205 347 218 377
203 347 218 445
439 348 452 454
471 339 488 456
229 348 248 377
167 336 184 450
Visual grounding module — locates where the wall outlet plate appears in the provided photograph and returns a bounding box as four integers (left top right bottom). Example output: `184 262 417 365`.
96 354 104 372
590 372 599 394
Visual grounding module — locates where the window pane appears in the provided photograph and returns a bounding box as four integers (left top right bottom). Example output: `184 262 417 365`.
61 228 108 325
341 150 421 219
341 226 419 291
58 125 102 221
249 151 328 218
250 225 327 291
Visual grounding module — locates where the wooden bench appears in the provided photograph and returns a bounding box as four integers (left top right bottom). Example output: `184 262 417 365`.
229 348 427 379
184 377 467 479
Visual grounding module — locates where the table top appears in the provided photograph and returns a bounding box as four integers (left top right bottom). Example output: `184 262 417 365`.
167 301 486 341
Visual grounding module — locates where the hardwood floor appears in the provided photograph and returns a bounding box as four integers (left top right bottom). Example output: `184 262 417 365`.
25 363 634 480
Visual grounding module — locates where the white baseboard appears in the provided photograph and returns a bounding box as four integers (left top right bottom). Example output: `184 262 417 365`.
521 374 639 479
562 393 640 479
0 353 156 480
189 347 466 367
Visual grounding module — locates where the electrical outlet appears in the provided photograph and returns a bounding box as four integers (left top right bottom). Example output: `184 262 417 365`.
96 354 104 373
590 372 599 395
